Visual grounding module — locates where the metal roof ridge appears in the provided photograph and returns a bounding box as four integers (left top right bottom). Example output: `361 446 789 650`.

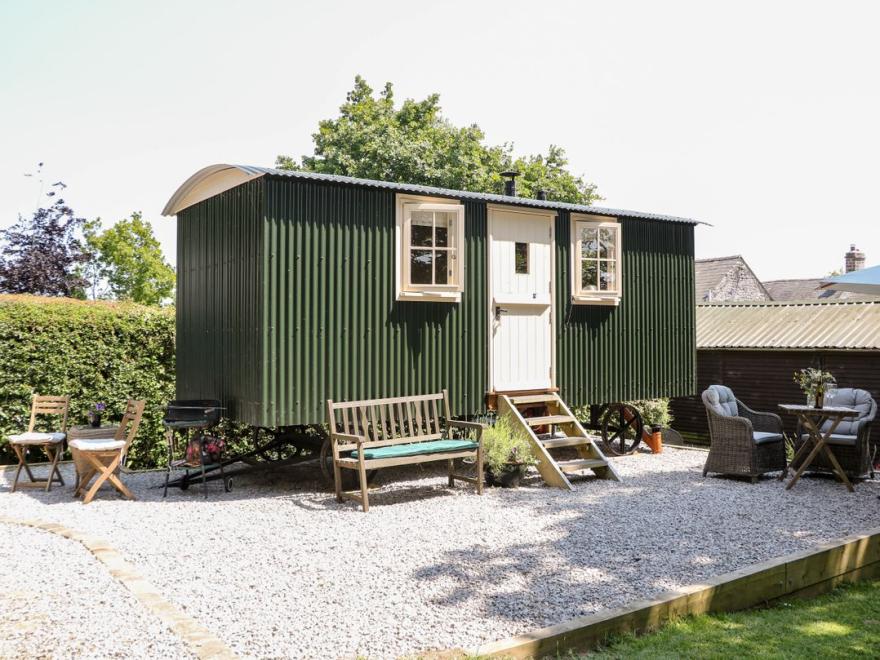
253 165 703 225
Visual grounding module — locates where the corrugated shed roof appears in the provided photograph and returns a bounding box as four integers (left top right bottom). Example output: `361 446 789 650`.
697 301 880 350
163 164 702 224
261 167 701 223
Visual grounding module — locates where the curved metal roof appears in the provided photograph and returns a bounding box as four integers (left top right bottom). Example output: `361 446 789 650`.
163 163 702 224
697 301 880 351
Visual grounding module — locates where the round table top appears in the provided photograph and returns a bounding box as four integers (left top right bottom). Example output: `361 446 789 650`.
67 425 120 439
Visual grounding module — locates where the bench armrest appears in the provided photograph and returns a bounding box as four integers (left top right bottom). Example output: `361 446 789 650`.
448 419 484 442
332 433 365 445
448 420 486 431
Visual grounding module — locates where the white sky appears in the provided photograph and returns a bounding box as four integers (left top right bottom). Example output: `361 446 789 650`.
1 0 877 280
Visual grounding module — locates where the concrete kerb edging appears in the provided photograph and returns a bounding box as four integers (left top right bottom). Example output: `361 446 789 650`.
471 525 880 659
0 516 237 660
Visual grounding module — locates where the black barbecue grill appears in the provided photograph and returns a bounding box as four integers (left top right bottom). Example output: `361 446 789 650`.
163 400 223 429
161 400 328 499
163 399 229 498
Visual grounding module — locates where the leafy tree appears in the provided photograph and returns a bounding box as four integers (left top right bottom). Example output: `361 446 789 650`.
277 76 600 205
87 213 175 305
0 182 91 297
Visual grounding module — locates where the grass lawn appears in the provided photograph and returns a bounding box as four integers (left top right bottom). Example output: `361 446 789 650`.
590 580 880 659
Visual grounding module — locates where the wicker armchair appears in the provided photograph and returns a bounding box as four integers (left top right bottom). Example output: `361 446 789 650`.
792 388 876 480
701 385 787 482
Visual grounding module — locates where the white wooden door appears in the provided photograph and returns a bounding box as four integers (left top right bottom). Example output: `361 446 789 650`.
489 208 554 392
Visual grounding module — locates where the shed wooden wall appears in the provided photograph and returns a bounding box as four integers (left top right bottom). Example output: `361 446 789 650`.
671 350 880 449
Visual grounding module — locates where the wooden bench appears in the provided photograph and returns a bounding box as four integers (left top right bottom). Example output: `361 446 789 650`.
326 390 484 512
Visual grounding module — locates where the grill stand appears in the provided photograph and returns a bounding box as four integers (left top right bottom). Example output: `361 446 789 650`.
162 427 325 494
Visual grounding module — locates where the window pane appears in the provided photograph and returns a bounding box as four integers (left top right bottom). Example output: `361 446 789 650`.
580 227 598 259
411 212 433 247
435 249 449 284
434 212 452 247
411 249 433 284
600 260 617 291
581 260 598 291
515 242 529 274
599 227 616 259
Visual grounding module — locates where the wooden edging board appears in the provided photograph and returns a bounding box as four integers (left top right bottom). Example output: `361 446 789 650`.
471 525 880 659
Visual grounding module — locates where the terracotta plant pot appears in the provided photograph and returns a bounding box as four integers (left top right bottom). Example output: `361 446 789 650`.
645 425 663 454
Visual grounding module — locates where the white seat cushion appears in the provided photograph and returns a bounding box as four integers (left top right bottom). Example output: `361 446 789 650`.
69 438 125 452
704 385 738 417
8 431 65 444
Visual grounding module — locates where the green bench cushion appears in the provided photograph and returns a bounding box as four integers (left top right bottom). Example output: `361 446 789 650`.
350 439 478 460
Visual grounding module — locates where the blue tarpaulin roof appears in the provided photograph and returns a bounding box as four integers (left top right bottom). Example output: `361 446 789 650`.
820 264 880 296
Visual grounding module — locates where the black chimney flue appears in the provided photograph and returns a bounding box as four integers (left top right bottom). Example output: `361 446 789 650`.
501 170 520 196
536 189 547 201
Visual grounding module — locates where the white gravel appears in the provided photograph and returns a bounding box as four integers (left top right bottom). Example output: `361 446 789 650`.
1 448 878 659
0 523 192 659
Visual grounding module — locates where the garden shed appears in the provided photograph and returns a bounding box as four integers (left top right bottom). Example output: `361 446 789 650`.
163 165 699 428
671 300 880 445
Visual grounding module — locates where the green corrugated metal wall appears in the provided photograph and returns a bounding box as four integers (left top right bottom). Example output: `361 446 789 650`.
176 176 694 428
555 212 696 405
176 179 266 423
262 178 488 428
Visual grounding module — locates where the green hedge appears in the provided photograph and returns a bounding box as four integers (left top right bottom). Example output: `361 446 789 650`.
0 295 175 469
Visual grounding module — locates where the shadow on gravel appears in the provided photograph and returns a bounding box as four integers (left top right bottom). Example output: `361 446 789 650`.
410 461 880 626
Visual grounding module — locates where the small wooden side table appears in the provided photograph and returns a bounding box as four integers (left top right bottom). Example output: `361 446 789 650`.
778 404 858 492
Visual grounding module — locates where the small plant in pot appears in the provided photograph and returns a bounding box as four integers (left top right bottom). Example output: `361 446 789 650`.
482 414 537 488
793 368 836 408
87 402 106 428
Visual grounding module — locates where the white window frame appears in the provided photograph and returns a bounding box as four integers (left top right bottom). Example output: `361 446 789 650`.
570 214 622 305
395 194 465 302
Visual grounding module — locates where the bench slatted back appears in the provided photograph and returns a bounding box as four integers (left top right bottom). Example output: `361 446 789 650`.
327 391 449 451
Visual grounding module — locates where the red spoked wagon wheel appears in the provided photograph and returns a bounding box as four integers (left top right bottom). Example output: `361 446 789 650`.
600 402 644 456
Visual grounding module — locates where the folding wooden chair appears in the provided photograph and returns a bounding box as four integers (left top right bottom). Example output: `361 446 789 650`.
7 395 70 492
70 400 145 504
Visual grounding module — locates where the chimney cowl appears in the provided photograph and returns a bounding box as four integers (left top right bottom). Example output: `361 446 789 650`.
500 170 520 197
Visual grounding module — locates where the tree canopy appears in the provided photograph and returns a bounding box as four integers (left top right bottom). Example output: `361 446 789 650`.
0 184 90 297
277 76 600 205
86 212 175 305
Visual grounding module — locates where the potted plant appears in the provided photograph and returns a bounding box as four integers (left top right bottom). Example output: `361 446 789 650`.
793 368 836 408
628 398 672 454
482 414 537 488
87 402 106 428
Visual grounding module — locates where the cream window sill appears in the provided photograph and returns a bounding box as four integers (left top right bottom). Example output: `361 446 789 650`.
571 295 620 306
397 290 462 303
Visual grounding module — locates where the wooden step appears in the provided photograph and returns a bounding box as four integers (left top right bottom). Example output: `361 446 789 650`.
557 458 609 473
509 394 560 405
525 414 573 426
540 435 593 449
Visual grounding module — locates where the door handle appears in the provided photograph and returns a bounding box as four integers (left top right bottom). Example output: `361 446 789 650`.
495 306 509 321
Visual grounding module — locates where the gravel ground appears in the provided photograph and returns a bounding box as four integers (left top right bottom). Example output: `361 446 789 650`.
0 523 192 659
1 448 879 659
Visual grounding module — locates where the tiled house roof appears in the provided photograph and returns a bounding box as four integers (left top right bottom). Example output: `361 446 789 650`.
694 256 772 303
763 278 875 302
